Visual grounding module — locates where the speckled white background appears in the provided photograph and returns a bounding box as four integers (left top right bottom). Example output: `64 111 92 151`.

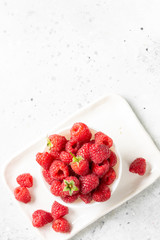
0 0 160 239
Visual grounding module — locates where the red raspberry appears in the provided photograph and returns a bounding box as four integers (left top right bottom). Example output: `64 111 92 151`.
65 139 81 154
70 122 92 143
47 134 67 152
92 182 111 202
79 174 99 195
14 186 31 203
62 176 80 196
92 160 109 178
49 160 69 181
95 131 113 148
42 169 54 185
51 201 69 219
77 143 91 162
68 165 77 176
89 140 95 144
70 153 89 176
60 151 73 164
101 167 116 185
79 192 92 204
129 158 146 176
49 150 60 160
16 173 33 188
52 217 71 233
108 150 117 167
50 180 63 196
89 144 110 164
36 152 53 170
32 210 53 228
61 194 79 203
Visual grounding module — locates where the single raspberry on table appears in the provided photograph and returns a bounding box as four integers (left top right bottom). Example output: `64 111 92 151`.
79 192 92 204
16 173 33 188
79 173 99 195
101 167 116 185
129 158 146 176
77 143 91 162
70 153 89 176
32 210 53 228
70 122 92 143
42 168 54 185
108 150 117 167
36 152 54 170
92 182 111 202
61 194 79 203
50 180 63 196
92 159 110 178
65 139 81 154
51 201 69 219
60 151 73 165
47 134 67 152
95 131 113 148
89 144 111 164
49 160 69 181
14 186 31 203
52 217 71 233
62 176 80 196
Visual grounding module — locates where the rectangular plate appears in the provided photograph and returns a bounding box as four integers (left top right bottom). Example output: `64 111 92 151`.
3 94 160 240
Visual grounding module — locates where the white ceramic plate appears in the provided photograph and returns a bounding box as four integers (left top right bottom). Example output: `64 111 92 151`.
3 94 160 240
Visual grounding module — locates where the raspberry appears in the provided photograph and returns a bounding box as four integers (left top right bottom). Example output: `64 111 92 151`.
61 194 79 203
52 217 71 233
89 140 95 144
65 139 81 154
32 210 53 228
79 174 99 195
70 153 89 176
68 165 77 176
51 201 69 219
49 150 60 160
14 186 31 203
16 173 33 188
70 122 92 143
129 158 146 176
95 131 113 148
49 160 69 181
79 192 92 204
92 160 109 178
36 152 53 170
62 176 80 196
89 144 110 164
59 151 73 164
50 180 63 196
101 167 116 185
77 143 91 162
47 134 67 152
42 169 54 185
92 182 111 202
108 150 117 167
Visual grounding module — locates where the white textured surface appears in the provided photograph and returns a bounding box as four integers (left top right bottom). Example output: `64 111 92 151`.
0 0 160 240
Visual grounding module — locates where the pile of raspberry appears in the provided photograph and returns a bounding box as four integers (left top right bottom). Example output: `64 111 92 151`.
36 122 118 203
14 173 71 233
13 122 147 234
